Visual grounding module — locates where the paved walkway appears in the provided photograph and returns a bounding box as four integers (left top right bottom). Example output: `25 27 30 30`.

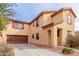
9 44 62 56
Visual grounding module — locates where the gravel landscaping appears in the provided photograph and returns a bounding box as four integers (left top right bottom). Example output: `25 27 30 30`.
47 46 79 56
31 44 79 56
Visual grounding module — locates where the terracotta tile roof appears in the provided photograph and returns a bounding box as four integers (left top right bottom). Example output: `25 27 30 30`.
30 7 76 24
6 18 30 24
7 7 76 25
29 10 56 24
51 7 76 18
42 19 64 28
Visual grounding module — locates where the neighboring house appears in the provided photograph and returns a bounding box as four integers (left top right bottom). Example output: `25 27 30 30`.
0 7 76 48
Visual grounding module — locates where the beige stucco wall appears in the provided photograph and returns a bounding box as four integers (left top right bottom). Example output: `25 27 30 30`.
4 21 30 35
28 9 76 47
1 20 30 43
0 9 76 48
28 13 59 47
50 10 76 46
28 15 50 46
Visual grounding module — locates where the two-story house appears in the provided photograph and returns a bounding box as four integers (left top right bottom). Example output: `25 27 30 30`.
0 7 76 48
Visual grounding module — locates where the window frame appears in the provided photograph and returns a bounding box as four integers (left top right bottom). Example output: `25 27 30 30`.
36 33 39 40
12 22 24 30
32 34 34 39
67 14 72 25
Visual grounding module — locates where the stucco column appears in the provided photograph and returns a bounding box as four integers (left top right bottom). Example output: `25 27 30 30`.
51 27 57 48
61 29 67 46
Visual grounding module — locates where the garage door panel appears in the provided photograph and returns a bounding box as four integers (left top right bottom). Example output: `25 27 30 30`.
7 35 28 43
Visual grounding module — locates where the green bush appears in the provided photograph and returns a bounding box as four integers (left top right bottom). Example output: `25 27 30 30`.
66 34 79 48
62 48 74 54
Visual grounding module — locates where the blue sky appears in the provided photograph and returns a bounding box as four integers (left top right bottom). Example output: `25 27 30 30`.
11 3 79 31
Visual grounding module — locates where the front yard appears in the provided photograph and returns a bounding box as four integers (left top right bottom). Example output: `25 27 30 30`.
32 44 79 56
0 44 14 56
1 43 79 56
8 44 79 56
6 33 79 56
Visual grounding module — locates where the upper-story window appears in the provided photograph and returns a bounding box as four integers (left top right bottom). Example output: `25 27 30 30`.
36 19 39 27
67 15 72 24
12 22 24 29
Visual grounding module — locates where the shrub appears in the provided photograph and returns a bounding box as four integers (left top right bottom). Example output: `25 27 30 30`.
66 34 79 48
0 44 15 56
62 48 74 54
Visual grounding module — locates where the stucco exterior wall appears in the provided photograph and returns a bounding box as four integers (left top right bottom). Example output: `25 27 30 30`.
28 12 63 47
28 9 76 47
51 10 75 46
1 20 30 43
28 15 50 46
0 8 76 48
4 21 30 35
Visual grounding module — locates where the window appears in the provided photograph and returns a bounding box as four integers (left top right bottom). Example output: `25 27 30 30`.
12 22 24 29
36 19 39 27
32 34 34 39
36 33 39 40
67 15 72 24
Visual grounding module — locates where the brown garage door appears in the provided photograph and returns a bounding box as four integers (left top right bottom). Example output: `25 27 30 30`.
7 35 28 44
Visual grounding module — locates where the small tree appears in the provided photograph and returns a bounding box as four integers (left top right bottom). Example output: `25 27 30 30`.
0 3 16 43
66 34 79 48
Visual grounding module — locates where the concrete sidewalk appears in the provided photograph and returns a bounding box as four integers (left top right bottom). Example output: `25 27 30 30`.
9 44 62 56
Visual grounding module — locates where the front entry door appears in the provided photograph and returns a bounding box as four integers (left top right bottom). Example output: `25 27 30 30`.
48 30 51 47
57 29 62 45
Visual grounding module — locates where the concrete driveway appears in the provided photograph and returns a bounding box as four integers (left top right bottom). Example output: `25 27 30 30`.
9 44 62 56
